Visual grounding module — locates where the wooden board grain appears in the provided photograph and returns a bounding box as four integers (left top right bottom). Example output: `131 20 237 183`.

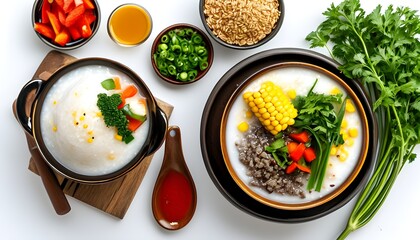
26 50 173 218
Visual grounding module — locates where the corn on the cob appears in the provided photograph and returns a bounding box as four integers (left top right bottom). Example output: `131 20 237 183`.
243 81 297 135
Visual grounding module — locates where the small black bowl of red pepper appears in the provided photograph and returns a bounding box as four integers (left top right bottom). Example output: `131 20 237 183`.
32 0 100 50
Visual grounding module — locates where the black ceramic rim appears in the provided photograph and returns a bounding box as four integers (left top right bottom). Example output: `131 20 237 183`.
199 0 285 50
31 58 163 184
200 48 378 223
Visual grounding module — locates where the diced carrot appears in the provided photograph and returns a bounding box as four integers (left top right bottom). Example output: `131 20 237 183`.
287 141 298 154
122 85 138 99
41 0 51 24
47 10 62 35
296 164 311 173
289 131 310 143
68 25 82 40
286 162 298 174
34 22 55 40
56 6 66 26
65 4 85 27
127 116 143 132
289 143 306 161
113 77 121 90
83 0 95 9
54 29 70 46
303 147 316 162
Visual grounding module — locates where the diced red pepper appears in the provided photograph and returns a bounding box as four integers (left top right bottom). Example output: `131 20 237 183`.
54 0 64 9
83 0 95 9
63 0 75 13
68 26 82 40
34 22 55 40
287 141 298 154
117 98 126 110
289 131 310 143
296 164 311 173
122 85 138 99
46 10 62 35
65 4 85 27
286 162 297 174
127 116 143 132
56 6 67 26
54 29 70 46
41 0 51 24
84 9 97 25
289 143 306 161
303 147 317 162
80 20 92 38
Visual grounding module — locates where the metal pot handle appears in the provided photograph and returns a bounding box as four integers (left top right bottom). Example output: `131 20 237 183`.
146 107 168 155
16 79 45 135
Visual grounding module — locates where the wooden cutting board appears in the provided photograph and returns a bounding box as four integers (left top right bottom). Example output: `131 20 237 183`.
24 50 173 219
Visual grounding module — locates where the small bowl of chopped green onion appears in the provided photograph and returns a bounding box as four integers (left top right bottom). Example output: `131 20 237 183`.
151 23 214 84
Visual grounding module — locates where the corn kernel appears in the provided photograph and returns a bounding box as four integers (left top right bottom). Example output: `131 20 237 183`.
87 137 94 143
259 108 267 114
348 128 358 138
263 119 271 126
115 134 123 141
52 125 58 132
248 102 256 108
96 112 102 117
262 112 270 119
108 154 115 160
253 92 261 98
243 92 252 99
330 146 338 156
267 125 274 130
280 117 290 125
272 120 279 127
53 100 57 105
341 119 348 128
342 133 349 141
346 99 356 113
330 87 341 95
346 138 354 146
287 89 296 99
254 97 263 105
72 111 77 117
251 106 259 113
88 130 94 135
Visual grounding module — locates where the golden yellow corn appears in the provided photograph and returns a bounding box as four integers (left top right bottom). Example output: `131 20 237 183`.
237 121 249 132
243 81 297 135
346 99 356 113
348 128 358 138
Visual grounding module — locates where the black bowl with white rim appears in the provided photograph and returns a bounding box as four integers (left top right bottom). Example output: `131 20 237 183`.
200 48 378 222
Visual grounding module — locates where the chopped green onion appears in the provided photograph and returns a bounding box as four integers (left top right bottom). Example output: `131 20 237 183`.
153 27 210 82
121 104 147 122
101 78 116 90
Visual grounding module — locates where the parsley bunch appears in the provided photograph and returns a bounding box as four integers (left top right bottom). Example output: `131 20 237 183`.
306 0 420 238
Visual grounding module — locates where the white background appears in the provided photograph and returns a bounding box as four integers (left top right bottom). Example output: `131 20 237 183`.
1 0 420 239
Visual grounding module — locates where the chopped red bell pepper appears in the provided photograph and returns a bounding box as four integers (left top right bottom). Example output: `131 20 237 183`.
287 141 298 154
65 4 85 27
34 22 55 40
289 143 306 161
84 10 96 25
118 98 126 110
54 30 70 46
46 10 61 35
63 0 75 13
289 131 310 143
286 162 298 174
68 26 82 40
303 147 317 162
296 164 311 173
54 0 64 9
41 0 51 24
83 0 95 9
127 116 143 132
56 6 66 26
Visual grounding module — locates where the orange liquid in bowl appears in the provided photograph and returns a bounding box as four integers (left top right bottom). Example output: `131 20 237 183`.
108 4 152 46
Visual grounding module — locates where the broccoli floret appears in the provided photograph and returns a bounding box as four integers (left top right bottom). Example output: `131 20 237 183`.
97 93 133 143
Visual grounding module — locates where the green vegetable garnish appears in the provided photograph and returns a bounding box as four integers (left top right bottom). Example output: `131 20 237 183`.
306 0 420 238
292 79 346 191
121 104 147 122
101 78 116 90
153 27 209 81
97 93 134 144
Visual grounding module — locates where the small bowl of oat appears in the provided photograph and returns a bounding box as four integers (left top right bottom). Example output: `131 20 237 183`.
199 0 284 49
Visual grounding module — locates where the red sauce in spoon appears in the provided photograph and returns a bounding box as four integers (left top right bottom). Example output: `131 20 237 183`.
157 170 193 223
